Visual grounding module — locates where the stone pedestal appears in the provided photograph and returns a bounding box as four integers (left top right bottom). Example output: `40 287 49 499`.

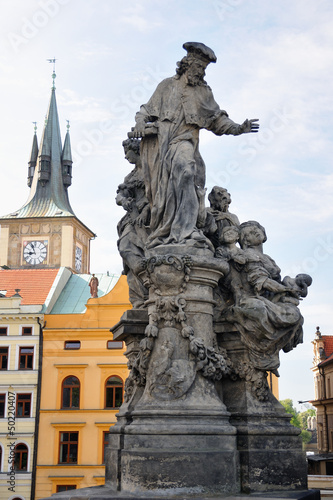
42 486 320 499
216 324 308 493
105 250 240 497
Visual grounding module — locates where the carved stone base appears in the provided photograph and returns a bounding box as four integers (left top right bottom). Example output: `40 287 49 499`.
106 416 239 495
216 326 308 493
106 257 308 496
41 486 320 499
236 424 307 493
107 259 240 496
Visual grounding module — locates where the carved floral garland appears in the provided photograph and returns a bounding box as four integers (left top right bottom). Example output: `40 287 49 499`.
124 255 232 403
232 360 270 401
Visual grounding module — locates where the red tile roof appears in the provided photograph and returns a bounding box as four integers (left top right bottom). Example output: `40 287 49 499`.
323 336 333 358
0 269 59 305
320 352 333 367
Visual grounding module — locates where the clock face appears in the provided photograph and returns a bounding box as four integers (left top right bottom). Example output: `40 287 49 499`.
75 246 82 272
23 241 48 265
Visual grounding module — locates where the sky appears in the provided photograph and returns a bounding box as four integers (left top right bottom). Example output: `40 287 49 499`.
0 0 332 411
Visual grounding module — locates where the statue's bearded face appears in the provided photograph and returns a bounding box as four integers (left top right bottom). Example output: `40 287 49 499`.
210 188 231 211
187 58 208 85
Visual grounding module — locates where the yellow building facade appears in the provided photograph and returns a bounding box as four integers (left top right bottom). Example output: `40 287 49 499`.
35 275 130 499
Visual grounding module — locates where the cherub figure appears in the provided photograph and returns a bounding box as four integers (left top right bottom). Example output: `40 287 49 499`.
238 221 294 297
215 225 245 265
215 225 245 307
282 273 312 302
220 220 311 376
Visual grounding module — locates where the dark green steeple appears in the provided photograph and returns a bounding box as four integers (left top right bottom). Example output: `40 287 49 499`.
2 87 75 219
27 123 38 188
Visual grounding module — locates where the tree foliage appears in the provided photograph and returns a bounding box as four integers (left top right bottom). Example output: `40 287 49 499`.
280 399 315 444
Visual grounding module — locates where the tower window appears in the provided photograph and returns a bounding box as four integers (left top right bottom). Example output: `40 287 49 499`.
40 159 50 171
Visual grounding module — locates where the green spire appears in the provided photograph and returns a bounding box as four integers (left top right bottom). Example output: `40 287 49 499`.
4 67 76 218
27 122 39 187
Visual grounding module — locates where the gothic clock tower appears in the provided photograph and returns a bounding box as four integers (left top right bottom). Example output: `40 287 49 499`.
0 69 95 273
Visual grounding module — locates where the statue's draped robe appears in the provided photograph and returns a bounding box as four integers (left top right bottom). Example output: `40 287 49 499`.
136 75 241 247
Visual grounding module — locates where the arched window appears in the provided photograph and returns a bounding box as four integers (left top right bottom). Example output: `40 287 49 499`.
13 443 28 471
62 376 80 409
105 376 123 409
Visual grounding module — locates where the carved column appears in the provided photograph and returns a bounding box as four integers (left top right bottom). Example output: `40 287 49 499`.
106 248 240 496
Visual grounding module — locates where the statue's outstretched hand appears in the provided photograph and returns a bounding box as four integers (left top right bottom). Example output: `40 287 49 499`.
132 121 146 138
239 118 259 134
129 121 158 139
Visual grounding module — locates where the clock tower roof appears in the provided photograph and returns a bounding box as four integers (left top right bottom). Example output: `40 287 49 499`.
0 69 95 274
1 87 75 220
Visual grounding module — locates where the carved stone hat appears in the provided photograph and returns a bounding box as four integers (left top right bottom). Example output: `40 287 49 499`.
183 42 217 63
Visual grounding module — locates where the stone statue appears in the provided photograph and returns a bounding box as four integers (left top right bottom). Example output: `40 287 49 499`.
215 224 246 308
107 43 312 497
88 274 98 298
117 41 312 410
116 138 149 308
131 42 259 249
37 41 313 500
219 220 312 379
205 186 240 249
